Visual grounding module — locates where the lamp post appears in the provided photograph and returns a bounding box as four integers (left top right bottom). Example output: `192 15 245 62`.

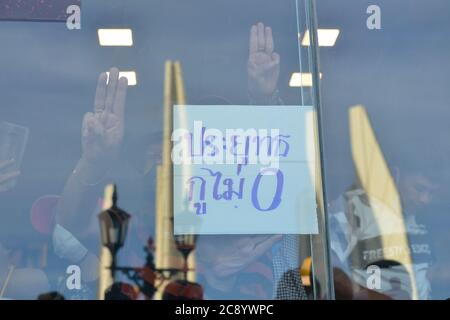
97 185 202 299
174 234 196 281
98 185 131 280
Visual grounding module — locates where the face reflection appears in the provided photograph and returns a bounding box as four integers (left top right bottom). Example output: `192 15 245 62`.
400 174 437 213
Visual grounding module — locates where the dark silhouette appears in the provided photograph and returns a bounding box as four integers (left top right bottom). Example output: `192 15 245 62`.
162 280 203 300
275 269 308 300
104 282 137 300
37 291 65 300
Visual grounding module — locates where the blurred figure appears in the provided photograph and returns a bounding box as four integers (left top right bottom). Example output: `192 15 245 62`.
50 68 128 295
275 269 308 300
196 234 281 299
37 291 65 300
55 67 128 239
386 277 411 300
46 22 295 300
0 243 50 299
104 282 138 300
329 167 437 299
162 280 204 300
194 22 294 300
0 160 50 299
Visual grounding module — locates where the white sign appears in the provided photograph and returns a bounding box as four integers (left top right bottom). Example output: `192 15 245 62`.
172 105 318 235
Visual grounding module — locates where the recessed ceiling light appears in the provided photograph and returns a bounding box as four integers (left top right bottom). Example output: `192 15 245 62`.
106 71 137 86
98 29 133 46
301 29 340 47
289 73 323 87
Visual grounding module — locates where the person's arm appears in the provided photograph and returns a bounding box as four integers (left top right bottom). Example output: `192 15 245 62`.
55 68 128 241
54 159 108 239
197 235 281 294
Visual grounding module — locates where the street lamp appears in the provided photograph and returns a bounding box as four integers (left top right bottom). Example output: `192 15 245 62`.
174 234 196 281
97 185 202 300
98 185 131 279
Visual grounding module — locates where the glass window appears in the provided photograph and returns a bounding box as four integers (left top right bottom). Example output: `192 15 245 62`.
317 0 450 300
0 0 331 300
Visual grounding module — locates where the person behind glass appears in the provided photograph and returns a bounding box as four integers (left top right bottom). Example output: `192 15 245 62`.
37 291 65 300
194 23 308 300
329 166 437 299
104 282 138 300
50 23 301 299
0 163 50 299
47 68 129 294
48 68 159 298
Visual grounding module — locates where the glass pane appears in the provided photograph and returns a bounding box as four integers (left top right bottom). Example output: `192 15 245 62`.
0 0 330 300
317 0 450 300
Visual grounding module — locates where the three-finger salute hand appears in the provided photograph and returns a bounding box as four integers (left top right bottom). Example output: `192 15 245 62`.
82 67 128 167
248 22 281 99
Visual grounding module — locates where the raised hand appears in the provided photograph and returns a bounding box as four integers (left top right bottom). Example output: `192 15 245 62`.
248 22 280 99
81 68 128 167
200 235 282 278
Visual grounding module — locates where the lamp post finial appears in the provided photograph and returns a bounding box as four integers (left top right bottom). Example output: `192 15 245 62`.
112 184 118 207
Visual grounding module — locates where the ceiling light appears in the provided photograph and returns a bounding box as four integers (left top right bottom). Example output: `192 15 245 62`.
301 29 340 47
98 29 133 46
106 71 137 86
289 73 323 87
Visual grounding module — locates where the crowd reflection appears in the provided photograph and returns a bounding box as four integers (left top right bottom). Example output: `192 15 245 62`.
0 15 447 301
0 22 310 300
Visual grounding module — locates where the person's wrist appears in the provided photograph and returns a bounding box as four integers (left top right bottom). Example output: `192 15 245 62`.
74 157 110 186
248 87 281 105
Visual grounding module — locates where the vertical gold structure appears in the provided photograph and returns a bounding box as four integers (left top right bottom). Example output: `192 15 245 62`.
307 109 326 298
349 105 417 299
173 61 186 105
154 61 196 299
97 184 115 299
173 61 196 283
